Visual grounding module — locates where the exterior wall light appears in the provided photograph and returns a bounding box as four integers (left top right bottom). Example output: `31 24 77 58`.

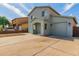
69 22 71 25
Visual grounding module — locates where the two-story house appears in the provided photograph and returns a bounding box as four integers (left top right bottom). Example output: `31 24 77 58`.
28 6 77 37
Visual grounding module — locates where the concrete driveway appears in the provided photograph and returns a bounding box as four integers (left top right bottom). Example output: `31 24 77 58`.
0 33 78 56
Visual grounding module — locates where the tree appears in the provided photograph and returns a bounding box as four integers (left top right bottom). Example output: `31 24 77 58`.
0 16 10 28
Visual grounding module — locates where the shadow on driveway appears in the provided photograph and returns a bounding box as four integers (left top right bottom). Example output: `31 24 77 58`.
46 35 74 41
0 33 26 38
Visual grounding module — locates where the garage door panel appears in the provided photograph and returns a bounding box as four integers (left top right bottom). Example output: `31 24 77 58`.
52 23 67 37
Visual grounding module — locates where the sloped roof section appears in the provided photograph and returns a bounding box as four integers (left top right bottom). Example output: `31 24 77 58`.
12 17 28 25
28 6 60 16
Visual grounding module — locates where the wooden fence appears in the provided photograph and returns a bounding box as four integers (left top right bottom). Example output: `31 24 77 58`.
73 27 79 37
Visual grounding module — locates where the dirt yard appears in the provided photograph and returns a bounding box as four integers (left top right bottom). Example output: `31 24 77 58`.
0 33 78 56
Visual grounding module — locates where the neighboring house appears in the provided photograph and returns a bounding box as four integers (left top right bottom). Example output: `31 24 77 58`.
28 6 77 37
12 17 28 31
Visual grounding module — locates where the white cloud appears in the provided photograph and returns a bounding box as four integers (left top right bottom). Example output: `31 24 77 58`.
69 14 73 16
2 3 26 17
62 3 76 14
19 3 29 12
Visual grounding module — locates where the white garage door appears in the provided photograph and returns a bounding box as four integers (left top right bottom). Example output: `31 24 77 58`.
52 22 67 37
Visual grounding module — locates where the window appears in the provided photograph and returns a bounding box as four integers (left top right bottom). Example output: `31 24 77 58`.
31 16 32 19
31 16 35 19
50 24 52 27
42 11 45 17
44 24 47 30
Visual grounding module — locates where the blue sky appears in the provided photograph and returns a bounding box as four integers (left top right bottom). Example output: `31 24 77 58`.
0 3 79 24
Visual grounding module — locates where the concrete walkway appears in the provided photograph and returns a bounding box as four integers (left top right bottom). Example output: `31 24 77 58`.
0 33 78 56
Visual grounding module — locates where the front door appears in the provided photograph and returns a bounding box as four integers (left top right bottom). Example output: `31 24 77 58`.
33 23 41 34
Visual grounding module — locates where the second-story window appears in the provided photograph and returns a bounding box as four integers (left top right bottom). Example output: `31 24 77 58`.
31 16 33 19
42 11 45 17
